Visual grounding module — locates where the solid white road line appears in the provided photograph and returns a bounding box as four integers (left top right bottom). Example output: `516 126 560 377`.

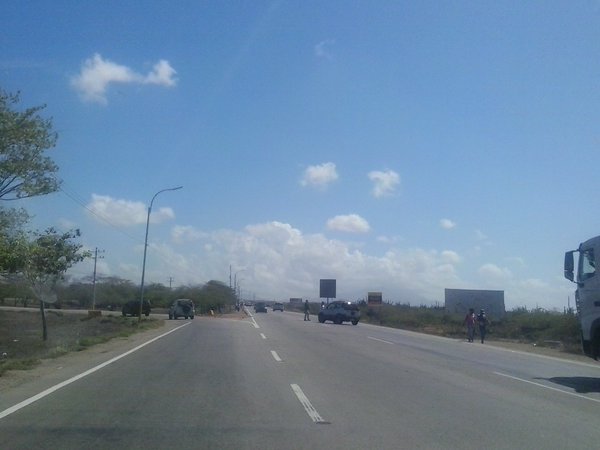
260 333 266 339
291 384 327 424
494 371 600 404
271 350 282 362
367 336 394 345
0 322 192 421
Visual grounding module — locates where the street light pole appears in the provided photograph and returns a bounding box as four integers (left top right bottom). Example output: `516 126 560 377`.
234 269 246 305
236 278 243 301
139 186 183 320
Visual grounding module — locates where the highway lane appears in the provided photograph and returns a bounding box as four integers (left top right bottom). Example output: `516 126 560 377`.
1 309 600 449
252 309 600 448
0 314 347 449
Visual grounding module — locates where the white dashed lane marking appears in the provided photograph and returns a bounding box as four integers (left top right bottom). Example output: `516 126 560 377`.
291 384 328 424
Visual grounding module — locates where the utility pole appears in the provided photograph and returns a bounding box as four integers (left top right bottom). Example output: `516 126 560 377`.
92 247 104 310
168 277 174 289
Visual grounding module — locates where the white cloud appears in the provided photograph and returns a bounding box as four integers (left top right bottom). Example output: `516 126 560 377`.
86 194 175 227
475 229 488 240
145 60 177 87
71 53 177 104
441 250 461 264
326 214 370 233
69 218 571 310
368 170 400 198
478 263 512 280
315 39 335 59
171 225 206 244
172 221 461 303
300 162 339 189
505 256 526 268
440 218 456 229
377 235 404 245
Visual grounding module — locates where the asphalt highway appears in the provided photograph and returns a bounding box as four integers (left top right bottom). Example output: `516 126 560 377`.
1 308 600 449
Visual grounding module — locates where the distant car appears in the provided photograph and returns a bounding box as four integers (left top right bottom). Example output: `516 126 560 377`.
318 301 360 325
122 300 151 317
254 302 267 313
272 302 284 311
169 298 195 319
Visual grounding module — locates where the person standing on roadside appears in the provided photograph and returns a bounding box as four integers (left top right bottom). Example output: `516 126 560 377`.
304 300 311 321
477 309 489 343
464 308 476 342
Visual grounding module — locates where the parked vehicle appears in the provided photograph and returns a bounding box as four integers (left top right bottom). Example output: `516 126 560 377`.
122 300 151 317
318 301 360 325
254 302 267 313
565 235 600 359
169 298 195 319
272 302 284 311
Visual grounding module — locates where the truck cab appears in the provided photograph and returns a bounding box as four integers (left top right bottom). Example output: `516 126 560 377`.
565 236 600 359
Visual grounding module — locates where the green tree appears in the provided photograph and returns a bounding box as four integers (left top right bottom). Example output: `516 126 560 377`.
0 89 62 275
197 280 236 313
0 207 29 273
26 227 90 340
144 283 171 308
0 89 60 200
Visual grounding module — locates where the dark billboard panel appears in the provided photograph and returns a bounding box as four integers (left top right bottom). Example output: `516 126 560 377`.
319 279 336 299
367 291 382 305
444 288 505 317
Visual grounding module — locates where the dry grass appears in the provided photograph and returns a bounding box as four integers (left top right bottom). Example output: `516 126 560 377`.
0 309 162 376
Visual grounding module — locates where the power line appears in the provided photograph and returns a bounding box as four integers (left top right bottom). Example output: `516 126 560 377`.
58 183 143 244
56 182 207 286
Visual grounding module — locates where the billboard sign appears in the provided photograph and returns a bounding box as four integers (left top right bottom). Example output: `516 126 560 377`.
319 279 336 299
367 291 383 305
444 288 506 317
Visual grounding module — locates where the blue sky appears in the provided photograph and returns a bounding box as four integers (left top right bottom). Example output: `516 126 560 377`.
2 1 600 309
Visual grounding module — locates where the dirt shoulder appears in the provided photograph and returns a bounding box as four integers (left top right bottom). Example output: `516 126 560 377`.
482 338 595 365
0 311 250 397
0 318 165 394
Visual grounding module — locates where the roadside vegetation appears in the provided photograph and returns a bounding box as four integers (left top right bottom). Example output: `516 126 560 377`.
0 278 238 314
0 279 239 377
359 303 581 354
0 309 162 377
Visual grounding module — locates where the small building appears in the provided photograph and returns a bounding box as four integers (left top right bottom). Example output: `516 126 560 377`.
445 288 505 318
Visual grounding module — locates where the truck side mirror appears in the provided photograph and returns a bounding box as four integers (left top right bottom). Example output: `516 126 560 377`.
564 251 575 282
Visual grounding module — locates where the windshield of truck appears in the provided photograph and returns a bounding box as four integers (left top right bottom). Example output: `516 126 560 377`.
579 248 596 281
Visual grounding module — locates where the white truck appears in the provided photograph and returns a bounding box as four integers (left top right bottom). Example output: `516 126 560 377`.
564 235 600 360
